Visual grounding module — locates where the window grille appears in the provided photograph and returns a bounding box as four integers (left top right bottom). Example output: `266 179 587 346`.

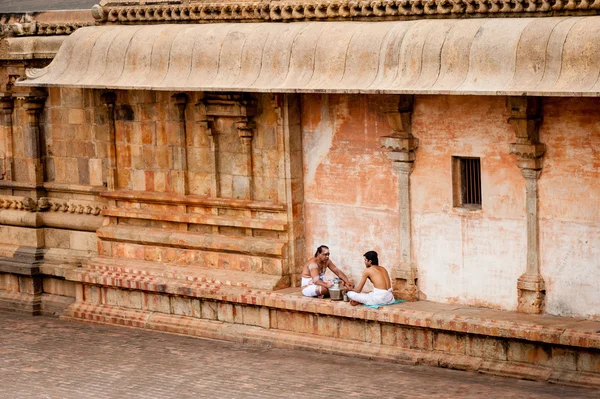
461 158 481 206
452 157 482 209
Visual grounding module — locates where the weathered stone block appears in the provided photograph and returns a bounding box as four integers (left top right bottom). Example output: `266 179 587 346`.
466 336 507 361
217 302 236 323
201 301 217 320
550 347 577 371
144 293 170 313
243 306 269 328
42 278 76 297
339 319 366 342
577 351 600 373
278 310 313 334
434 332 466 354
83 285 102 305
317 315 339 338
365 322 382 344
172 297 196 317
44 229 71 249
507 341 551 366
381 325 433 350
69 231 97 252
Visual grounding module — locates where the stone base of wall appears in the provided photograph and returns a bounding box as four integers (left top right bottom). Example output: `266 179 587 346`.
61 283 600 389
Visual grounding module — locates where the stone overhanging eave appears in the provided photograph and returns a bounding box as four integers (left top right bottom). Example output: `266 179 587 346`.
15 18 600 96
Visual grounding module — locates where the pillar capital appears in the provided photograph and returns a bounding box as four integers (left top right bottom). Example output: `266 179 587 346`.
508 96 544 171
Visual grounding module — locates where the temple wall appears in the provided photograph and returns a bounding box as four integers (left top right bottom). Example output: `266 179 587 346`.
538 98 600 319
301 94 401 288
411 96 526 311
302 94 599 318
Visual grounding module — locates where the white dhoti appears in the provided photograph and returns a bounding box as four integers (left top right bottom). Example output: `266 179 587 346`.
301 276 326 297
347 287 395 306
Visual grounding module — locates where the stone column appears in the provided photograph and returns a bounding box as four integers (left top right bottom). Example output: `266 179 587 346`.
0 96 14 180
22 93 47 187
197 102 219 198
101 92 117 190
236 119 255 200
172 93 189 195
508 96 546 314
380 95 419 301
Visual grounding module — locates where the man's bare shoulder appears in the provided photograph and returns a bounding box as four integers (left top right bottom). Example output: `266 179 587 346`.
303 257 318 268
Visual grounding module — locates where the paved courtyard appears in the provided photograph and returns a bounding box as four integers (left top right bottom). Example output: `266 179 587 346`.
0 310 598 399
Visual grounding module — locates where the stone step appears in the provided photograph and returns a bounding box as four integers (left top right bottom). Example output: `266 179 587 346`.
70 256 286 291
102 208 287 231
97 224 287 257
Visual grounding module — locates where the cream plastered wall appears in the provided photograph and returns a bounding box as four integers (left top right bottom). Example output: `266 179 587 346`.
411 96 527 310
539 98 600 320
301 94 400 288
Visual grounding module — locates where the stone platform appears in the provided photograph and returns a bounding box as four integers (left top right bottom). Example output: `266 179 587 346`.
61 275 600 389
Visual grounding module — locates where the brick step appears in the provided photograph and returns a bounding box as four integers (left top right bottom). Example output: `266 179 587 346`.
97 225 287 257
70 256 286 291
102 208 287 231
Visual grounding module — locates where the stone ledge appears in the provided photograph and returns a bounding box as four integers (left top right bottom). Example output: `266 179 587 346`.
102 208 287 231
101 190 285 212
98 225 287 257
69 256 288 290
62 303 600 388
68 270 600 350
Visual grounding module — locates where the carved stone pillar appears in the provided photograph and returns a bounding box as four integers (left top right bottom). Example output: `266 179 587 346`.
196 94 257 200
508 96 545 314
172 93 189 195
101 92 117 190
0 96 14 180
380 95 419 301
236 119 255 200
22 93 47 186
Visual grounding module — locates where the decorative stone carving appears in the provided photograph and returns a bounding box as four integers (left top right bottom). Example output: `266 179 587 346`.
508 96 545 314
101 92 118 190
92 0 600 24
380 95 419 301
0 195 105 215
0 96 14 181
196 94 258 200
172 93 189 195
21 92 47 185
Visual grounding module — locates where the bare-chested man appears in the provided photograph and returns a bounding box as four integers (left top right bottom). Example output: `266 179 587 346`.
347 251 395 306
301 245 353 298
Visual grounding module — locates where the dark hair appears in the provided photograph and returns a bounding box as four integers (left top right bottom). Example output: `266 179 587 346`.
315 245 329 257
363 251 379 266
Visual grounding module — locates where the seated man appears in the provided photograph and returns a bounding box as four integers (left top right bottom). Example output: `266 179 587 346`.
347 251 395 306
301 245 353 297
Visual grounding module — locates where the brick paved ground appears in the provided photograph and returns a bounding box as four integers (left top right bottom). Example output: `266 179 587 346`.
0 311 598 399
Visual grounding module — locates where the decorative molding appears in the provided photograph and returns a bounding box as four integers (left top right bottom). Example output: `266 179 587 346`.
0 196 106 215
380 95 419 301
1 21 94 38
91 0 600 24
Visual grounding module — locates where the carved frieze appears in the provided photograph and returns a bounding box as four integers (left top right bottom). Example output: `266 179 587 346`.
92 0 600 24
0 195 106 215
0 20 93 38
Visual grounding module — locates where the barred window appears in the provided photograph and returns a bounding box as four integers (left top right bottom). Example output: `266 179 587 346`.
452 157 482 209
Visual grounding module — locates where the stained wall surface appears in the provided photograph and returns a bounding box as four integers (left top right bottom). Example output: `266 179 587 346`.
538 98 600 319
302 94 599 318
302 94 401 287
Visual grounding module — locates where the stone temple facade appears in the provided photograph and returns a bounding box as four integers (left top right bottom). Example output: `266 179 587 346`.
1 0 599 388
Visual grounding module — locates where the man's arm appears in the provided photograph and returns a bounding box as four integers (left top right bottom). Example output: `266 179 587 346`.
350 270 369 293
309 264 332 288
328 261 353 289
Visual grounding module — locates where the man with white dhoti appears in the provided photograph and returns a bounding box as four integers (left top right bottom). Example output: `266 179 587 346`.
347 251 395 306
300 245 353 298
